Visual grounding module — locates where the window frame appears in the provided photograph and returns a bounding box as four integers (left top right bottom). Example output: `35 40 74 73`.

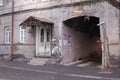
5 27 11 44
41 0 48 2
24 0 35 2
19 26 26 43
0 0 3 6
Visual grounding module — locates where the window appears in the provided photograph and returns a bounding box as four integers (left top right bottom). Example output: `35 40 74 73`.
19 26 26 43
41 0 48 1
0 18 1 27
5 27 11 44
0 0 3 6
25 0 33 1
24 0 36 2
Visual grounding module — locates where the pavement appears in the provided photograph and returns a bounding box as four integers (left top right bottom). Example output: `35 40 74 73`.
0 60 119 80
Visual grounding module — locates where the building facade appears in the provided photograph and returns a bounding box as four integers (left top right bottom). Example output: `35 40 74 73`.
0 0 120 67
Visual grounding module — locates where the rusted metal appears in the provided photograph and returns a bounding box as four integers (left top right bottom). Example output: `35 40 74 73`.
10 0 14 60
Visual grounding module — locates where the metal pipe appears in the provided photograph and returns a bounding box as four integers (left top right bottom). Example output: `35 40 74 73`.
10 0 14 60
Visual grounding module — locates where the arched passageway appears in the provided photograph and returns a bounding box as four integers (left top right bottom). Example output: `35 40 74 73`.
63 16 102 63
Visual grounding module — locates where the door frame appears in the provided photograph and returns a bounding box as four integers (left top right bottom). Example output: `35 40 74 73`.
36 25 52 57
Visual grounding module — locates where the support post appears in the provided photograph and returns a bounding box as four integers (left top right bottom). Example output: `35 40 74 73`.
100 24 110 69
98 22 110 69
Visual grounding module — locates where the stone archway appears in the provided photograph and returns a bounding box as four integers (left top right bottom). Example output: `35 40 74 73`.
62 16 102 65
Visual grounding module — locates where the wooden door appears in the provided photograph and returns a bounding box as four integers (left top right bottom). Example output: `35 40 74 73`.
36 25 51 57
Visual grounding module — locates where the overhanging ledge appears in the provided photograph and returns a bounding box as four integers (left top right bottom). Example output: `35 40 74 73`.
19 16 54 27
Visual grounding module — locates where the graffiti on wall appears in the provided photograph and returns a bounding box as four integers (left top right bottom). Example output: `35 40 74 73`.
62 33 72 46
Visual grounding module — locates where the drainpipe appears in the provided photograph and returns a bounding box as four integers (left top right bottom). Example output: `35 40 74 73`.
119 4 120 65
10 0 14 60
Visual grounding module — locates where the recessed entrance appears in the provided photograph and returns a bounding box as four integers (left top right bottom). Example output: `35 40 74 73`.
63 16 102 63
36 24 52 57
19 16 53 57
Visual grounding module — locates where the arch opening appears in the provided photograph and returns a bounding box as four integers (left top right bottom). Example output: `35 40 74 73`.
64 16 100 37
63 16 102 64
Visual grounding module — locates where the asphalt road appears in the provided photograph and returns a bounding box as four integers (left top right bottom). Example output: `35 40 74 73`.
0 61 119 80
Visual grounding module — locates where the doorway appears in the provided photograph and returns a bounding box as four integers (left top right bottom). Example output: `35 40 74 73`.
36 24 52 57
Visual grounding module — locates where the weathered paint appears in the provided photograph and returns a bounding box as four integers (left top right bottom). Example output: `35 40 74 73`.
0 0 120 66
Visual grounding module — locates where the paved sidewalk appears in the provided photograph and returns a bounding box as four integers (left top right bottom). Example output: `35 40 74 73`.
0 60 119 80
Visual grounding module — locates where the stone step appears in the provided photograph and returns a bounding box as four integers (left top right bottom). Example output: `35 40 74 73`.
28 58 49 66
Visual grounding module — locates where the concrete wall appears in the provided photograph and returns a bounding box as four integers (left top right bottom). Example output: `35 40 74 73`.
102 2 120 65
0 44 35 58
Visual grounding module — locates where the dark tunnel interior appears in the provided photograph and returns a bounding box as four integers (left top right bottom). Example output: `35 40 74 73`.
63 16 100 38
